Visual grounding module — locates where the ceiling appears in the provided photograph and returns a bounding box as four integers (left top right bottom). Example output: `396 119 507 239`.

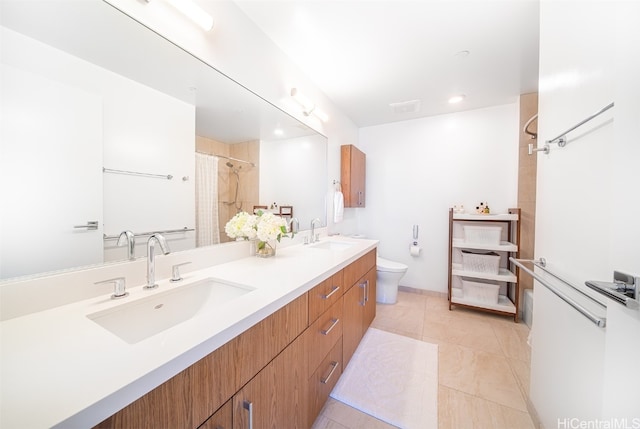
234 0 540 128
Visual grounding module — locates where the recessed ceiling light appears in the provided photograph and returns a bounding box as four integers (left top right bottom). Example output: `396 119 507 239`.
274 128 284 136
454 50 470 59
448 94 466 104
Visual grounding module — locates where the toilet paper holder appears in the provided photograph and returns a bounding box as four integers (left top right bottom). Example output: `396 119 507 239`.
412 225 419 245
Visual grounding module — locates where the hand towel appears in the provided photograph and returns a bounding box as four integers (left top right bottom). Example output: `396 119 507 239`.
334 191 344 223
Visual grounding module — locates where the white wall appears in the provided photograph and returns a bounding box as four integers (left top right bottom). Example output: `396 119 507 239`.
103 0 360 230
359 104 519 292
260 134 327 229
532 0 640 425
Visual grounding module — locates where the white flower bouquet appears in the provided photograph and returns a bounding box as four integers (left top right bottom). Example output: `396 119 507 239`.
224 210 293 257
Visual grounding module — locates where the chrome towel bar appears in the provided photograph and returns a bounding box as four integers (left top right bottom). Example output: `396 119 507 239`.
529 102 614 155
103 167 173 180
103 227 194 240
510 257 607 328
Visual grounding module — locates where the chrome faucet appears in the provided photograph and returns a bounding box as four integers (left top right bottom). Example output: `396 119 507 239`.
289 217 299 235
145 233 170 289
310 218 321 243
116 230 135 260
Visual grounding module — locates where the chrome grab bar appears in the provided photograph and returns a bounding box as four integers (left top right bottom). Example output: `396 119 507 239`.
510 257 607 328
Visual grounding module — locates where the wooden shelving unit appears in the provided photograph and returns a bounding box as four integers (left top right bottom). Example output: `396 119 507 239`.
447 208 521 321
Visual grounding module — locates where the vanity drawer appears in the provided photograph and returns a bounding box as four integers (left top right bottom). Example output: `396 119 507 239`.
307 298 343 375
308 340 343 427
309 270 344 323
343 249 376 289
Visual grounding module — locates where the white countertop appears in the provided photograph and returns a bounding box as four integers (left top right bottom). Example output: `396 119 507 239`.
0 237 378 428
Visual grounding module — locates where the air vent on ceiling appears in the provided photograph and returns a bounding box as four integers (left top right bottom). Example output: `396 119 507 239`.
389 99 421 114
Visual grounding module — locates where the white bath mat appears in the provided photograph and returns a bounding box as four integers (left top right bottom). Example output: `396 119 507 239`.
330 328 438 429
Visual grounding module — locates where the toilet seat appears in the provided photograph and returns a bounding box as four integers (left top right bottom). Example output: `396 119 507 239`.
377 257 408 273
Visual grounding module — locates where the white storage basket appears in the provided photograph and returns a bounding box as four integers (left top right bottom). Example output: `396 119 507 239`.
461 250 500 274
461 278 500 304
463 225 501 245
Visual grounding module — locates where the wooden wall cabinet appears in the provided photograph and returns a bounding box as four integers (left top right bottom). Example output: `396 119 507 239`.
340 144 366 207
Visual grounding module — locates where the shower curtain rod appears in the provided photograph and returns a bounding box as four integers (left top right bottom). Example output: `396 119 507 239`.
197 152 256 167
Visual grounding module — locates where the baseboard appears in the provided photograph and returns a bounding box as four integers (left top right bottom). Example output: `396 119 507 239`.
398 285 447 299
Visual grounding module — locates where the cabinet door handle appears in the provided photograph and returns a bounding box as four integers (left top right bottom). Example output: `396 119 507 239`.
358 191 363 206
364 279 369 303
321 318 340 335
322 285 340 300
321 361 339 384
73 220 99 230
359 282 366 306
243 400 253 429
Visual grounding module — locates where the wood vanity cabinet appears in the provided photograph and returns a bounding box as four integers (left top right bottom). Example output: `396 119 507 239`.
342 249 377 367
94 250 377 429
95 294 307 429
340 144 366 207
200 400 232 429
232 333 308 429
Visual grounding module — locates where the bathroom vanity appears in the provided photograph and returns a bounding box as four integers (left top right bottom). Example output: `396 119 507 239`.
0 237 377 428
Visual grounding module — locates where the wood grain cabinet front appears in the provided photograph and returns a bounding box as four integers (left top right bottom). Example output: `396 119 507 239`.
307 297 343 376
199 400 232 429
342 266 377 368
340 144 366 208
232 333 309 429
308 270 344 324
308 340 343 427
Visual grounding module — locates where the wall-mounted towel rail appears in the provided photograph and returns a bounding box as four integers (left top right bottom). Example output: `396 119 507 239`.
103 227 194 240
528 102 614 155
510 257 607 328
103 167 173 180
523 113 538 140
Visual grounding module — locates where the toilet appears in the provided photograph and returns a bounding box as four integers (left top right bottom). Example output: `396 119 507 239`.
376 256 408 304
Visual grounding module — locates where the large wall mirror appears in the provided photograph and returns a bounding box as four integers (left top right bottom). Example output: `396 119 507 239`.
0 0 328 280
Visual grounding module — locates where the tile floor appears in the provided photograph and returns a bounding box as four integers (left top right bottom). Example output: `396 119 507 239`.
312 291 537 429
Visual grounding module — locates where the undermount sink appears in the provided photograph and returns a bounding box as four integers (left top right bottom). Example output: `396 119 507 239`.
310 240 356 251
87 278 254 344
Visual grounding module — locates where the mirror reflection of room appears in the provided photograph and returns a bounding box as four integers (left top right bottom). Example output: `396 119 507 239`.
0 1 327 280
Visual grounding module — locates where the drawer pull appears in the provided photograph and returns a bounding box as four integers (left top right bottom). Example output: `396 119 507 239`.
321 318 340 335
322 285 340 300
243 400 253 429
321 361 339 384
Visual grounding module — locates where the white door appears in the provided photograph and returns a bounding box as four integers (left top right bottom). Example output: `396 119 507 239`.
0 64 103 279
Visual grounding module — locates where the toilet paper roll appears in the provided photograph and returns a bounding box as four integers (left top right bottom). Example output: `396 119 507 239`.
410 245 421 256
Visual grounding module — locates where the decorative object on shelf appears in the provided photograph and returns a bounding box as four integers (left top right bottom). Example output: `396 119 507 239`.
224 210 293 258
453 205 465 214
475 201 490 214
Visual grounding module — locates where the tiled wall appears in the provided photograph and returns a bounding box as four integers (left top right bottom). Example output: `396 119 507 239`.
517 93 538 297
195 137 259 244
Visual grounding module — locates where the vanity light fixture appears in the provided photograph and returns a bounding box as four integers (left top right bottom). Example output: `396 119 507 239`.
149 0 214 31
290 88 329 122
448 94 466 104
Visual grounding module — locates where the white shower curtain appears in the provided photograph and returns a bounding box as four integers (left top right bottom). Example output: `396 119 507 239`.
195 153 220 246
